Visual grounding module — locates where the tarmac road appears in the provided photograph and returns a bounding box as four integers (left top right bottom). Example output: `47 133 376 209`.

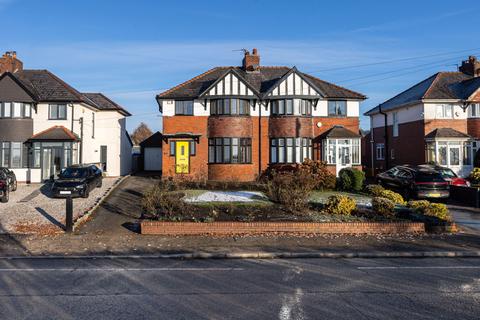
0 257 479 319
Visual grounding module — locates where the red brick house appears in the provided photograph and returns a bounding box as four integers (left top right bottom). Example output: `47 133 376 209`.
364 56 480 177
156 49 366 181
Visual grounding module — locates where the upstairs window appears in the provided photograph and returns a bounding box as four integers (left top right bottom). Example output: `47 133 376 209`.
271 99 312 116
0 102 32 118
469 103 480 118
328 101 347 117
210 99 250 116
175 100 194 115
49 104 67 120
436 104 453 119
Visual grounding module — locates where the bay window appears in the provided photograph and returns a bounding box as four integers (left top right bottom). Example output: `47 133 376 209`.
210 99 250 116
469 103 480 117
0 102 32 118
323 138 361 165
0 142 24 168
271 99 312 116
426 140 474 168
270 137 312 164
208 138 251 163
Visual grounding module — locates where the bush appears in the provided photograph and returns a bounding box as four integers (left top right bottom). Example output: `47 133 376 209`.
322 195 356 215
378 189 406 205
337 168 365 192
469 167 480 184
407 200 451 221
142 185 190 220
300 159 337 190
372 197 396 217
365 184 385 197
265 169 316 212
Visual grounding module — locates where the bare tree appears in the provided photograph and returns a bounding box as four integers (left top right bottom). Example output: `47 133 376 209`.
131 122 153 145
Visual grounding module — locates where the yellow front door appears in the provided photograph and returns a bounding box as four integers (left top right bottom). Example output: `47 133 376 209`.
175 141 189 174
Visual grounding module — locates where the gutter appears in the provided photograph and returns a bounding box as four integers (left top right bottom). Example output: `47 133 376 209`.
378 104 389 169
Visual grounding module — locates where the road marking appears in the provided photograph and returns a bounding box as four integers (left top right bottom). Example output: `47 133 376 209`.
0 268 244 272
358 266 480 270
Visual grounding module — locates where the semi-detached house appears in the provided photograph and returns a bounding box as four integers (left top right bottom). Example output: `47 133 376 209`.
364 56 480 177
0 52 132 183
156 49 366 181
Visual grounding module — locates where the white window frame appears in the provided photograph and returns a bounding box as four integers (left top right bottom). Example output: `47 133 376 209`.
436 104 453 119
323 138 361 165
376 143 385 160
469 103 480 118
392 112 399 137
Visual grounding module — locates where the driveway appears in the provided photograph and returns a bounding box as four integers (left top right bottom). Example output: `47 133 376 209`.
0 178 118 234
75 174 161 235
449 205 480 232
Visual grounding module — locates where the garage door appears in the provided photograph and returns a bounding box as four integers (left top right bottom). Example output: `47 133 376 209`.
144 148 162 171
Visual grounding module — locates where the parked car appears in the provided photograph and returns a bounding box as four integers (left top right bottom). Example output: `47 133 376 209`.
0 171 9 203
0 167 17 192
376 165 449 200
418 165 470 187
51 164 103 198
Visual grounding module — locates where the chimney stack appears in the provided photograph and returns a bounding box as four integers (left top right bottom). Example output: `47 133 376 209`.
242 48 260 72
0 51 23 74
459 56 480 77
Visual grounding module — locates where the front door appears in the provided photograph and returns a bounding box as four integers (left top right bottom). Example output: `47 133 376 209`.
41 148 63 180
336 144 351 175
175 141 189 174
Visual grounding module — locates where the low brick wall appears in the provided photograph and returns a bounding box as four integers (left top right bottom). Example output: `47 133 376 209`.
141 221 424 235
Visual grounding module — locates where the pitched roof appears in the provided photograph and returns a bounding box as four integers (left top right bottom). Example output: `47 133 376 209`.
140 131 163 148
157 66 365 100
365 72 477 115
83 93 131 116
425 128 470 139
318 125 361 139
28 126 79 141
1 70 130 116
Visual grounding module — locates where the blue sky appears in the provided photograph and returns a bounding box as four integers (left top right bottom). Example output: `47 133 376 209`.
2 0 479 132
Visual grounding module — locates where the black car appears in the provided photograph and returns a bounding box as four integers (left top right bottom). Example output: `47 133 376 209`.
0 167 17 192
51 164 103 198
0 171 9 203
376 165 449 200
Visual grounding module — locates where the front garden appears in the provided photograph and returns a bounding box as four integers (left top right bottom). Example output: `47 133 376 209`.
140 160 453 234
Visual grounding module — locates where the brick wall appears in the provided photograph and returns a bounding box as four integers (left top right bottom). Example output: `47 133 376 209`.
467 118 480 139
424 119 467 136
269 117 314 137
312 117 359 161
208 164 256 181
141 221 425 235
208 116 252 137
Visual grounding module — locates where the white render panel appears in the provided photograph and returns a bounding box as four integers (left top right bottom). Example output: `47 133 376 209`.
193 100 209 116
370 103 424 128
287 73 294 95
312 100 328 117
232 74 239 95
161 100 175 116
346 101 360 117
204 72 256 97
217 79 223 95
268 72 320 97
371 113 385 128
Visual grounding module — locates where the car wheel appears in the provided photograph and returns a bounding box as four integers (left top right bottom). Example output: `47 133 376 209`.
1 189 9 203
11 181 17 192
82 186 90 199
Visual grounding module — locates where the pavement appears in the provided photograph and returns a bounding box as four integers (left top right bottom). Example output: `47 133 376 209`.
0 256 478 319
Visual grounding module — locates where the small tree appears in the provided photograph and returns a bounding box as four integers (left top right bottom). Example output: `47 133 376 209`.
131 122 153 145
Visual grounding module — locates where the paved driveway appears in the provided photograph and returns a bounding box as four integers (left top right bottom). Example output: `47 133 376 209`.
449 206 480 232
76 174 161 235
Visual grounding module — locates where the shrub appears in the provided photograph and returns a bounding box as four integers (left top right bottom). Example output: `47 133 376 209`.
378 189 406 205
364 184 385 197
337 168 365 192
407 200 451 221
142 185 190 220
468 167 480 184
265 169 316 212
322 195 356 215
300 159 337 190
372 197 396 217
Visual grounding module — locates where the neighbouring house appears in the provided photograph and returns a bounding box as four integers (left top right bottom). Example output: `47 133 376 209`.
364 56 480 177
156 49 366 181
0 51 132 183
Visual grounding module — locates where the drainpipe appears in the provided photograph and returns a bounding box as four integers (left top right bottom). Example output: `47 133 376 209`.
257 99 262 177
79 117 84 164
378 104 389 169
369 117 375 176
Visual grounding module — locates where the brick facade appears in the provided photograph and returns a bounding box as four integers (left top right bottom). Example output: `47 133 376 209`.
268 117 314 137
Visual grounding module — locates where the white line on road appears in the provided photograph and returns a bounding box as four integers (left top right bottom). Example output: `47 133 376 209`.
358 266 480 270
0 268 244 272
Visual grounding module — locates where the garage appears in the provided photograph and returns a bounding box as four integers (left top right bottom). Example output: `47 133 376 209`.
140 132 163 172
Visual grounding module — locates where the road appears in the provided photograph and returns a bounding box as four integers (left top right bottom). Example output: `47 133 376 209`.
0 257 478 319
450 206 480 232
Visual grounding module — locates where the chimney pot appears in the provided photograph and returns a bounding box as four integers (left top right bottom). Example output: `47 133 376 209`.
242 48 260 72
459 55 480 77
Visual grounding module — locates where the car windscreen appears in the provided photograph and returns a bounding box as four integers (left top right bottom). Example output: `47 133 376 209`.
59 168 88 179
415 171 445 183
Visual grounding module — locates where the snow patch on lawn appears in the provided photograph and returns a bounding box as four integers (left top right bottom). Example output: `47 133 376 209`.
185 191 267 203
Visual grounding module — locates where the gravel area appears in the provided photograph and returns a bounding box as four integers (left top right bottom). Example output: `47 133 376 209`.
311 191 372 207
0 178 119 234
185 191 268 203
